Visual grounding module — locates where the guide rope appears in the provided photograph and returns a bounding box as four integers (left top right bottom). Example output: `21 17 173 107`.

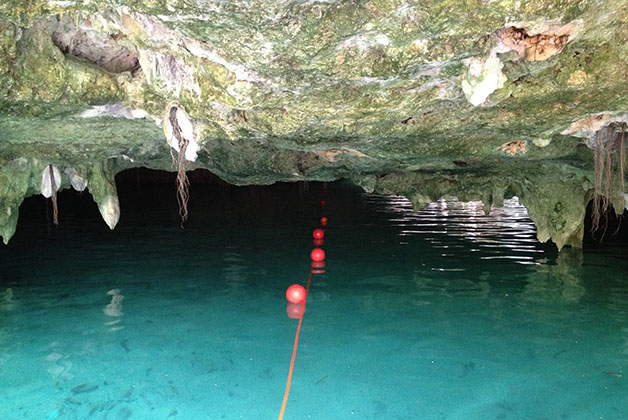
277 269 313 420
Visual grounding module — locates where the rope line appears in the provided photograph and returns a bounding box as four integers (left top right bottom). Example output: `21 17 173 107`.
278 269 314 420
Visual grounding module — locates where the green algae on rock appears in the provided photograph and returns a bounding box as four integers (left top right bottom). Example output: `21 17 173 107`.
1 0 627 247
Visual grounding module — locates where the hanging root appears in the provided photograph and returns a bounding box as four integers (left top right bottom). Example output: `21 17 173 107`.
591 122 626 238
49 165 59 226
591 125 610 236
176 139 190 226
169 106 190 227
619 124 626 207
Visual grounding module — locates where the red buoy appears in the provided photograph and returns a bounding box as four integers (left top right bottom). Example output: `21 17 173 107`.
313 228 325 239
310 248 325 262
320 217 328 227
286 284 306 304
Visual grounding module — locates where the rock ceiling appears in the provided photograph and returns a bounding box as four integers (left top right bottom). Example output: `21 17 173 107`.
1 0 628 248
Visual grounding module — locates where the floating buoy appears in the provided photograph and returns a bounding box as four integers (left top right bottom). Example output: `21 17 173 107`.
286 303 304 319
320 217 328 227
310 248 325 262
286 284 306 304
313 228 324 239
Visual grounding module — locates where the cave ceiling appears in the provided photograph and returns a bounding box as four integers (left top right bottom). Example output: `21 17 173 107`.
1 0 628 248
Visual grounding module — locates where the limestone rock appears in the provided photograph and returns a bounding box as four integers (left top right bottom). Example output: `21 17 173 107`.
461 52 507 106
0 0 627 247
87 160 120 230
40 165 61 198
64 167 88 192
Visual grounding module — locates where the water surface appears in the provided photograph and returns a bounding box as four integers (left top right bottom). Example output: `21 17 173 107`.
1 178 627 419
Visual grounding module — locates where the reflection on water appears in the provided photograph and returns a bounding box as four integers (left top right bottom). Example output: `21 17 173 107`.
45 342 73 382
368 195 543 269
221 248 250 290
523 247 586 304
1 287 18 311
104 288 125 332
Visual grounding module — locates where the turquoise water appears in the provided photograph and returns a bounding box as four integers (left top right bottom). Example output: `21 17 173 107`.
1 176 627 420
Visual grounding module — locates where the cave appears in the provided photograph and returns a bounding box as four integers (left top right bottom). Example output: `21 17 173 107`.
1 1 628 419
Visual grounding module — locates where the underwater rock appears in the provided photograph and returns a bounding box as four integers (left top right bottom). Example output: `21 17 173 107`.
70 383 99 394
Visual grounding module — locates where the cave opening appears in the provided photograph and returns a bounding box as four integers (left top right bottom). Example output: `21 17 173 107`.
6 166 628 248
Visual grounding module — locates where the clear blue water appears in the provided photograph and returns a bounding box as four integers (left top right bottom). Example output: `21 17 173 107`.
1 177 627 420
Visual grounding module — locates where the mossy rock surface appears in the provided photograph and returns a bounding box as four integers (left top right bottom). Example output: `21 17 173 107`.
1 0 627 246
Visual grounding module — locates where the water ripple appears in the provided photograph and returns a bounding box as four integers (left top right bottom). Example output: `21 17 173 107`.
366 195 543 267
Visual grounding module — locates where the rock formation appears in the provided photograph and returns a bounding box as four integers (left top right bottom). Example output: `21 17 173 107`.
1 0 627 248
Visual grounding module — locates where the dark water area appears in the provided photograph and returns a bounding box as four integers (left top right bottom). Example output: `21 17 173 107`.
582 201 628 246
1 169 627 419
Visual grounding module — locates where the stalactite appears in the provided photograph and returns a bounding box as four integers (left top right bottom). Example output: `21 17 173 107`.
87 160 121 230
